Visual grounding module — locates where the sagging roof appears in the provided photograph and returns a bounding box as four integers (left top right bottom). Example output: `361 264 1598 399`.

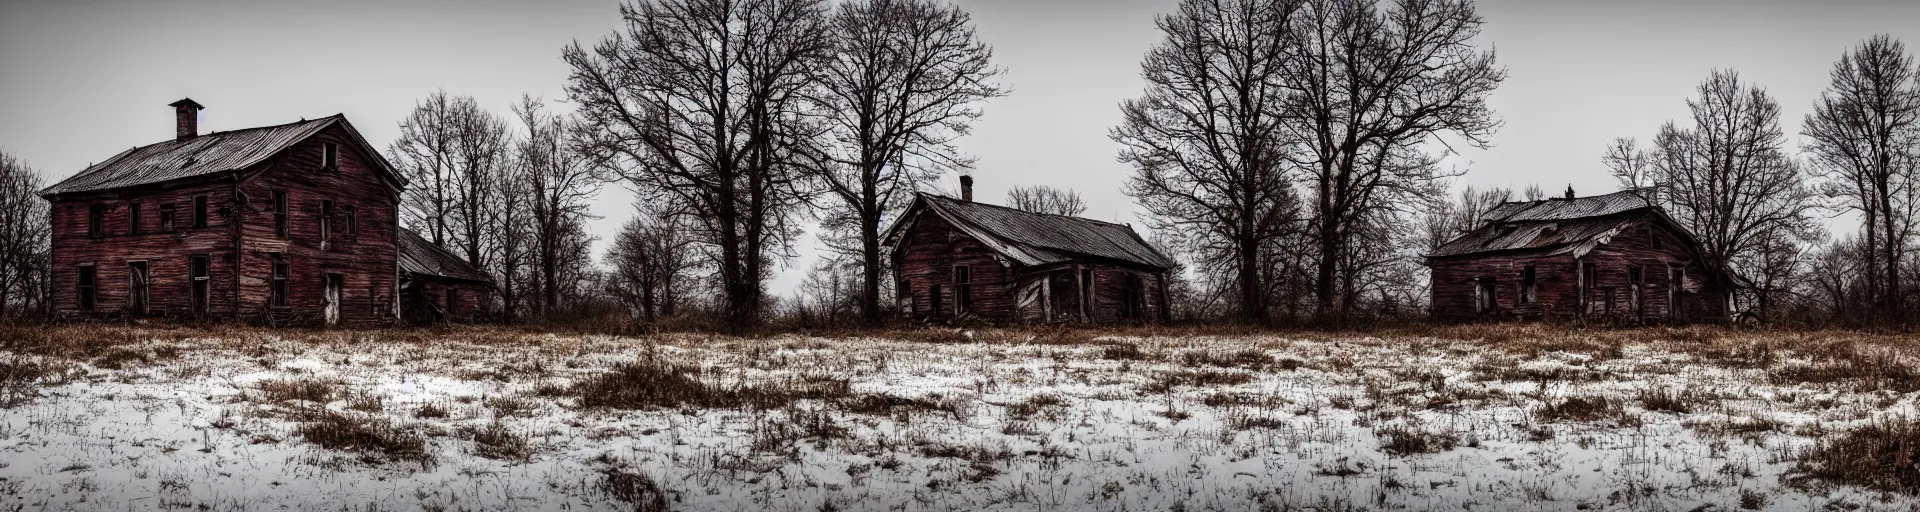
1428 190 1659 259
887 193 1176 270
398 227 494 285
41 114 398 197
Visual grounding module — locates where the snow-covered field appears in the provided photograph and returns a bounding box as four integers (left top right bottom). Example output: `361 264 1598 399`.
3 325 1919 511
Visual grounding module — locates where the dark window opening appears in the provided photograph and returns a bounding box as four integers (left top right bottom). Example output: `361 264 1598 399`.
322 142 338 171
1520 265 1537 304
272 191 288 238
128 203 142 235
159 203 176 232
87 204 105 238
76 265 96 311
930 283 943 315
320 200 334 244
271 253 290 308
953 265 971 313
192 195 208 227
344 206 357 236
189 255 210 314
1122 273 1145 320
1629 267 1644 315
446 288 460 315
1475 277 1497 313
1079 268 1094 317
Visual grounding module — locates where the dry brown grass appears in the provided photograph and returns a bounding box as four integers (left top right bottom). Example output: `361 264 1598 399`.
598 468 672 511
0 355 67 408
1535 395 1638 426
1142 369 1254 393
571 357 851 410
254 378 343 404
294 409 433 468
464 420 531 462
1792 416 1920 495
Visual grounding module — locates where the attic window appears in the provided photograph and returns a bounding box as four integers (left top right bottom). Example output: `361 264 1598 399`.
322 143 338 171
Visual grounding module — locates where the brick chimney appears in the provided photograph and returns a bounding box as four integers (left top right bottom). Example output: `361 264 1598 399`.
1563 185 1575 199
959 174 973 202
169 98 204 140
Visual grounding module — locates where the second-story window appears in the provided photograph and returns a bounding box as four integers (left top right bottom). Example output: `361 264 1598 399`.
344 206 357 236
272 191 288 238
128 203 142 235
159 203 176 232
192 195 208 227
322 142 338 171
87 204 104 238
320 200 333 243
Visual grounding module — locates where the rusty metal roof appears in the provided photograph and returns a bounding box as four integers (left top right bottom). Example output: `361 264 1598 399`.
891 193 1175 270
1429 191 1668 259
41 115 377 196
398 227 494 285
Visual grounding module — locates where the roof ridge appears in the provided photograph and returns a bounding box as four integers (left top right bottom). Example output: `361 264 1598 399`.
925 192 1130 227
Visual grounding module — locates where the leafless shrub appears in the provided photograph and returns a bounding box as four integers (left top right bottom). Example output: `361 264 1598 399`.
345 391 385 413
1791 415 1920 495
295 409 433 469
598 468 672 511
1096 342 1146 360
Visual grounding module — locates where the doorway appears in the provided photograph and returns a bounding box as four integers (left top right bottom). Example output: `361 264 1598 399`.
127 262 149 315
324 273 342 326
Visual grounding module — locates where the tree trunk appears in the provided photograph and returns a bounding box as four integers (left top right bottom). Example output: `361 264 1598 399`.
860 213 883 326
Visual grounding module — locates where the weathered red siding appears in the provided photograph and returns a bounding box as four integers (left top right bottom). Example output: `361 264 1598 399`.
894 213 1167 324
1429 215 1727 323
48 125 401 327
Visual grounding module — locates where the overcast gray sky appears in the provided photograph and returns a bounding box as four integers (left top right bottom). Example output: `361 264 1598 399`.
4 0 1918 295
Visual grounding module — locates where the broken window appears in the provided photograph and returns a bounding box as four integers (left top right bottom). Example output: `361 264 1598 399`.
344 206 357 236
1475 277 1497 313
930 283 943 314
322 142 338 171
128 203 142 235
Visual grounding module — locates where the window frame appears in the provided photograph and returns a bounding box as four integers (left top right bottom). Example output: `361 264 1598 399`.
189 254 210 314
322 142 339 171
320 199 334 244
272 191 288 238
952 265 972 314
159 203 176 232
76 264 96 311
270 253 290 308
1520 265 1537 304
344 206 357 236
87 203 105 239
127 203 142 235
192 195 208 228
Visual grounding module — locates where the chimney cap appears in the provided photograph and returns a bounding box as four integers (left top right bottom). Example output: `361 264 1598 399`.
168 98 205 110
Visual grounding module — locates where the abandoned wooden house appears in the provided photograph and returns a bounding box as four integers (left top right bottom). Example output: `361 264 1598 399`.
39 98 492 326
884 176 1175 324
1426 189 1733 323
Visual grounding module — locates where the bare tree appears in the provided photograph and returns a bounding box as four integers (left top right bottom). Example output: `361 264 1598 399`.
0 151 48 319
1114 0 1304 324
1005 184 1088 216
1803 34 1920 324
567 0 831 328
389 91 513 272
606 209 700 324
804 0 1005 326
1610 70 1819 318
1282 0 1505 322
1419 185 1509 252
1522 183 1546 201
511 96 607 317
